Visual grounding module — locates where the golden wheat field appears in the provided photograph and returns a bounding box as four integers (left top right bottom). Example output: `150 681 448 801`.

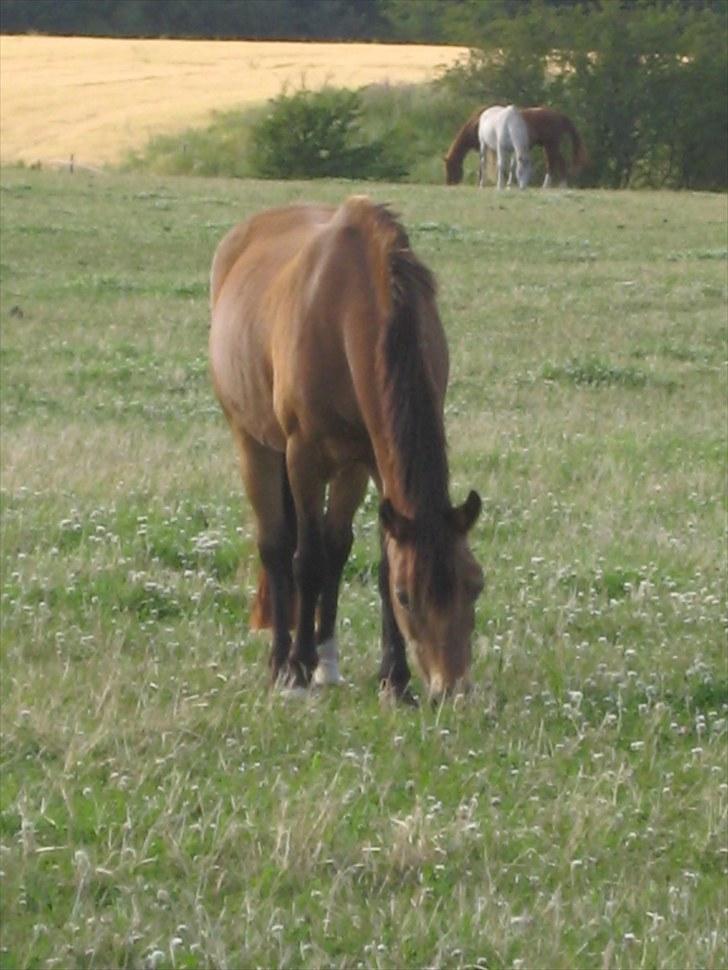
0 35 467 168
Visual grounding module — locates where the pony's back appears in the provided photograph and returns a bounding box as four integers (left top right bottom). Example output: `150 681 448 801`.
477 104 507 144
210 204 334 311
478 105 528 153
520 107 589 174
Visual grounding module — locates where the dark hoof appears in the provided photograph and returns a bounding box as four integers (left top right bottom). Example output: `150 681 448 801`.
280 659 313 690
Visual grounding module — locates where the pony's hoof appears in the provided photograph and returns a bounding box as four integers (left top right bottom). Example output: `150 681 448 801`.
312 638 343 686
312 662 344 687
272 661 312 693
270 669 309 698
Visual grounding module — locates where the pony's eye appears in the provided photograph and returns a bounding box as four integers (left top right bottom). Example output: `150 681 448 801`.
395 587 410 610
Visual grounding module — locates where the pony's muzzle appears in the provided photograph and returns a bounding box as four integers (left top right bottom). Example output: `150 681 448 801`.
427 672 472 704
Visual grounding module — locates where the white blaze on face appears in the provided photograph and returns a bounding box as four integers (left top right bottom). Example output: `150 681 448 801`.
428 670 446 697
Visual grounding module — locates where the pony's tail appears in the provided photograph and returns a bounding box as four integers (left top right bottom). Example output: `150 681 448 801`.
250 569 276 629
249 462 297 630
566 119 589 173
250 570 299 630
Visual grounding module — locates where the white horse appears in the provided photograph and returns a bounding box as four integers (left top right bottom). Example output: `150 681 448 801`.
478 104 532 190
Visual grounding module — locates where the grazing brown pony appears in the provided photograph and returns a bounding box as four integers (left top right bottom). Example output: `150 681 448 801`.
445 104 588 188
209 197 483 700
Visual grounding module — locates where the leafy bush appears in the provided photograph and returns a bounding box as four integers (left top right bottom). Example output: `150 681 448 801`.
248 86 408 181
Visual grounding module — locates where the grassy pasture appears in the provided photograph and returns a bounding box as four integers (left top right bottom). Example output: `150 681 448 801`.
1 168 727 969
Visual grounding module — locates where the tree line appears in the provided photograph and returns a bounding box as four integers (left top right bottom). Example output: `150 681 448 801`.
5 1 720 43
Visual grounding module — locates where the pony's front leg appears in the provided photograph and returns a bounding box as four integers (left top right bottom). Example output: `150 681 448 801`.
496 151 508 190
314 464 368 686
286 438 326 688
514 151 531 189
377 534 414 703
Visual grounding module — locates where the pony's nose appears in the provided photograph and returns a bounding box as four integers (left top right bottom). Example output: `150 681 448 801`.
428 673 472 704
429 672 445 699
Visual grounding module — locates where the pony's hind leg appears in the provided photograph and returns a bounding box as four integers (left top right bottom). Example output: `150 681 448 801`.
233 428 295 683
543 143 566 188
314 464 369 686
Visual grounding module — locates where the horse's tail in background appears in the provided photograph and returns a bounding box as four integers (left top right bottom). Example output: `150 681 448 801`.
249 462 298 630
565 116 589 173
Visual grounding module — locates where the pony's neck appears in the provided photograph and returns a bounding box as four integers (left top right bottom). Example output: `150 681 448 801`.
334 198 451 519
445 113 481 180
376 257 450 520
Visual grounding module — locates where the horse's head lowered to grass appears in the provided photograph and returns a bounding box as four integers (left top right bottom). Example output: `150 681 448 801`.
380 492 483 696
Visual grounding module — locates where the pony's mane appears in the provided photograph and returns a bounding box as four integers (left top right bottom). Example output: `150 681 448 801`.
382 239 448 514
344 200 455 602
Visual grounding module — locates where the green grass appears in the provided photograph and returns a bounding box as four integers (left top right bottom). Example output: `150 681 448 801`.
1 168 726 970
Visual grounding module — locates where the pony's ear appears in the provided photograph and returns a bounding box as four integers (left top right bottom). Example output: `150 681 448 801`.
449 490 482 534
379 500 416 544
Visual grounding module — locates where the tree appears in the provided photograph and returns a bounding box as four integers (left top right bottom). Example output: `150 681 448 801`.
0 0 390 40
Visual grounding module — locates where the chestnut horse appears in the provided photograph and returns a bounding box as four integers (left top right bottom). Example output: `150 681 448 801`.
209 197 483 700
445 104 588 188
